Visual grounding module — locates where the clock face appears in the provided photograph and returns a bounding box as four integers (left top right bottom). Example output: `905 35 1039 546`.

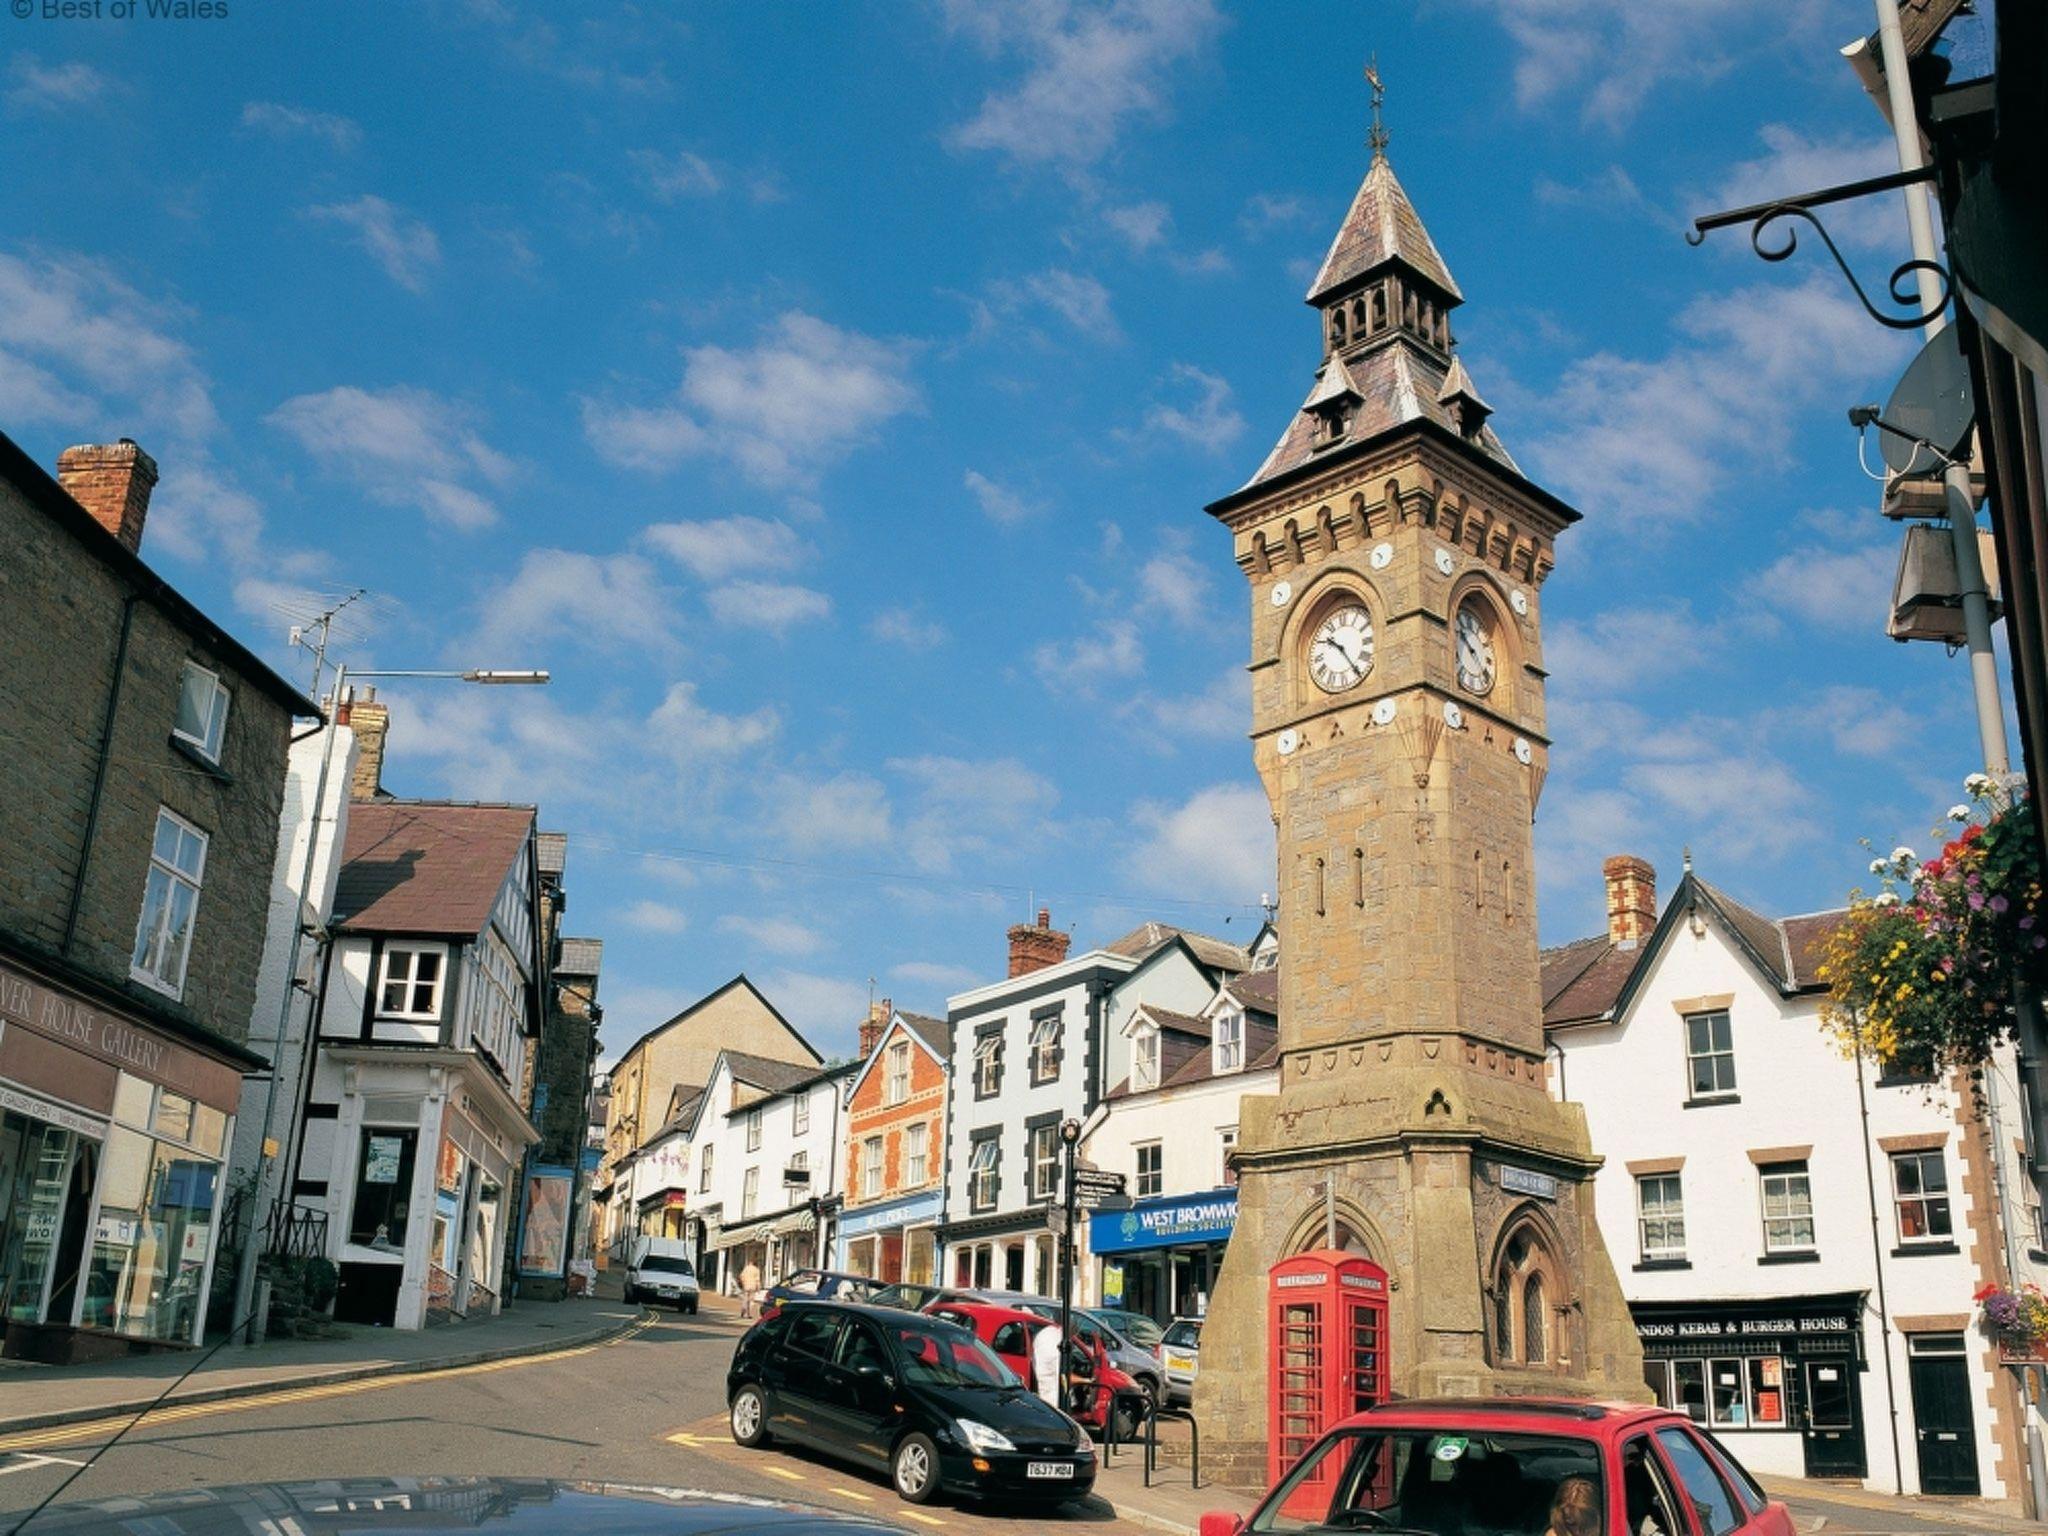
1455 600 1498 696
1308 604 1374 693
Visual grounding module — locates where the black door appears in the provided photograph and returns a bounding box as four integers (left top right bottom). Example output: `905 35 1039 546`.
1800 1358 1867 1478
1908 1339 1982 1495
827 1318 901 1466
765 1310 843 1445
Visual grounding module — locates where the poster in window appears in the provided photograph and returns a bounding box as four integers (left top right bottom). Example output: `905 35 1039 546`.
439 1135 463 1194
366 1135 405 1184
518 1169 572 1276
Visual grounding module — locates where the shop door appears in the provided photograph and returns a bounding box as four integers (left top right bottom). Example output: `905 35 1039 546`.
1800 1358 1866 1478
1907 1337 1981 1495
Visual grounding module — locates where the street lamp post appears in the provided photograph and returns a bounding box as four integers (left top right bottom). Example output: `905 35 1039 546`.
1057 1117 1081 1414
232 660 547 1345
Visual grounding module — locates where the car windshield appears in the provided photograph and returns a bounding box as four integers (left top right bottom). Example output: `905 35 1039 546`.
889 1324 1021 1389
637 1256 694 1275
1252 1428 1603 1536
1091 1309 1164 1347
1162 1320 1201 1349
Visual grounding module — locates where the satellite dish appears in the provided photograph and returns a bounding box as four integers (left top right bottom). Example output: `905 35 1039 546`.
1880 327 1974 476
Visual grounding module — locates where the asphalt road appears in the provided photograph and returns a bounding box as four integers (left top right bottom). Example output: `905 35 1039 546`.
0 1309 1132 1535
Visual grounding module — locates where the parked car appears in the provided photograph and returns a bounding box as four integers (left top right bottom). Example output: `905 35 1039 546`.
924 1299 1149 1442
865 1282 948 1312
759 1268 877 1319
624 1237 701 1313
726 1299 1096 1507
1159 1316 1201 1407
1196 1396 1795 1536
977 1292 1165 1403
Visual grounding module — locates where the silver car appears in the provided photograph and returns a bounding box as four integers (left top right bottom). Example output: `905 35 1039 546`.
1159 1316 1201 1407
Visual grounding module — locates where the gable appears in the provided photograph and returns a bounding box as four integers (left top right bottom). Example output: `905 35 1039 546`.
845 1013 950 1111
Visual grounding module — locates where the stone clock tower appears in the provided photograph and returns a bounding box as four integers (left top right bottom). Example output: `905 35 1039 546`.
1192 123 1643 1479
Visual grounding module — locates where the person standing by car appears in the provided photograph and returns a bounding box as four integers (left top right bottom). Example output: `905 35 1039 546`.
739 1258 762 1318
1031 1317 1064 1408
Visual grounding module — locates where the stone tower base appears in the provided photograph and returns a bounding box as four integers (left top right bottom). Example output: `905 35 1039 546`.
1192 1038 1646 1489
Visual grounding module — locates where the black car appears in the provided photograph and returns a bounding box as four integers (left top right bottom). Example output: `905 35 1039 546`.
725 1299 1097 1507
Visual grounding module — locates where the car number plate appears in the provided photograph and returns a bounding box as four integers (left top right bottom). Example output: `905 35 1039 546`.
1026 1462 1075 1479
1165 1351 1194 1371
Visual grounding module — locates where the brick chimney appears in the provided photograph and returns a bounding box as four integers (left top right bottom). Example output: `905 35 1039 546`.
1007 908 1071 977
858 997 892 1059
335 687 390 801
58 439 159 553
1603 855 1657 947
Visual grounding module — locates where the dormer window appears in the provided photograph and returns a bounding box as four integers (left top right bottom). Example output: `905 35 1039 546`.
1132 1025 1160 1090
1313 404 1350 447
1214 1010 1244 1072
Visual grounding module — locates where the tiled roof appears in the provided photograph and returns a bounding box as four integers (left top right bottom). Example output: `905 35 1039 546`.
557 936 603 977
1307 153 1463 305
1226 967 1279 1015
724 1050 823 1096
332 800 534 937
1697 880 1793 985
1539 936 1636 1029
1112 1036 1282 1100
1142 1006 1212 1040
1782 911 1849 989
1102 922 1250 972
898 1011 954 1059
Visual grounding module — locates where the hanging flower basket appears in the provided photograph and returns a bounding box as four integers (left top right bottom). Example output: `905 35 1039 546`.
1977 1283 2048 1361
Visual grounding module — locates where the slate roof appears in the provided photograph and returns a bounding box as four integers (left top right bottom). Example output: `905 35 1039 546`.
332 800 534 937
1102 922 1250 973
898 1011 954 1059
724 1050 829 1096
1540 936 1639 1030
557 936 603 977
1225 967 1280 1015
1307 153 1463 305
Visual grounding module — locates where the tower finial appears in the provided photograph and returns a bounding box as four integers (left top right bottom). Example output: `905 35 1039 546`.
1365 54 1388 159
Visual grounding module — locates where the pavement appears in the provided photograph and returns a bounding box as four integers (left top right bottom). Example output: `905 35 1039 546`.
1760 1473 2039 1535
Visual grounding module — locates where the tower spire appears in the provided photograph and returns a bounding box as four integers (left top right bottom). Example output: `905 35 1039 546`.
1365 55 1388 160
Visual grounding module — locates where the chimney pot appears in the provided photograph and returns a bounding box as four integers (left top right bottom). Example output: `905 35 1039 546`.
858 996 893 1059
1007 907 1071 978
58 439 159 553
1602 855 1657 947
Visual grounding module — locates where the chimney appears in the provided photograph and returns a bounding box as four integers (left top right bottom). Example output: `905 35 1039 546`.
859 997 892 1059
58 439 159 553
1602 855 1657 947
336 687 390 801
1007 907 1071 978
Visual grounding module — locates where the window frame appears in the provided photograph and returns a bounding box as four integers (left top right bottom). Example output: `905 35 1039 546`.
1132 1025 1160 1091
973 1027 1003 1100
885 1040 912 1105
1890 1148 1954 1244
741 1166 759 1218
699 1142 714 1192
1214 1009 1244 1072
1636 1172 1687 1262
968 1134 1000 1213
862 1135 884 1199
1759 1160 1817 1254
1027 1121 1061 1204
377 943 446 1021
1220 1125 1239 1187
1684 1009 1738 1099
1028 1012 1062 1085
130 807 209 998
1135 1140 1163 1198
793 1089 811 1136
172 660 232 763
745 1107 762 1153
906 1120 929 1185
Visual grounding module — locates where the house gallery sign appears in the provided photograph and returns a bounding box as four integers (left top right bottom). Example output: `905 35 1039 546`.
0 958 241 1110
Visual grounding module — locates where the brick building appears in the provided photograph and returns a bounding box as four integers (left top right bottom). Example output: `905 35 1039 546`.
0 431 315 1360
834 1001 951 1285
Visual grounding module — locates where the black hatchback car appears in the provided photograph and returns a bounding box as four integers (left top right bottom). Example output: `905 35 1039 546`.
726 1299 1097 1507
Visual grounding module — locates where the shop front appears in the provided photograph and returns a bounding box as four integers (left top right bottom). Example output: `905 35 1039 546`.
835 1188 940 1285
1633 1292 1868 1481
1088 1187 1237 1326
0 953 253 1362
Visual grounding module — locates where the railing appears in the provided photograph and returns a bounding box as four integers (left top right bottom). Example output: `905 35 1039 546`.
1144 1404 1202 1491
263 1200 330 1261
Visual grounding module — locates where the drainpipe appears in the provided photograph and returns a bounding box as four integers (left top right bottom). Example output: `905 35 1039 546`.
1853 1017 1908 1494
61 594 139 955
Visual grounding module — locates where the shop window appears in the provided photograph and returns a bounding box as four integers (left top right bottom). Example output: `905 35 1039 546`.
131 808 208 998
172 661 231 763
885 1041 911 1105
906 1121 929 1185
862 1136 884 1199
1029 1014 1062 1084
348 1127 417 1250
1685 1010 1737 1098
1706 1358 1747 1426
1745 1356 1788 1425
378 945 444 1019
969 1136 999 1212
82 1125 220 1343
1028 1122 1060 1201
793 1090 810 1136
1672 1359 1707 1421
466 1174 503 1308
1759 1161 1816 1253
1136 1141 1163 1198
1643 1359 1671 1408
1636 1173 1686 1261
0 1113 85 1328
1891 1149 1953 1243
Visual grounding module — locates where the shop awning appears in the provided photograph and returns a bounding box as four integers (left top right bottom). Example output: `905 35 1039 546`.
772 1208 816 1238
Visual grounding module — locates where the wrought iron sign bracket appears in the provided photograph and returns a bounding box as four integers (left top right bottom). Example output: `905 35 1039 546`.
1687 165 1952 332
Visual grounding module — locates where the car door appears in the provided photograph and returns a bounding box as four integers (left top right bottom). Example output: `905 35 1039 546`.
824 1316 902 1467
764 1309 843 1446
1618 1432 1696 1536
1655 1425 1747 1536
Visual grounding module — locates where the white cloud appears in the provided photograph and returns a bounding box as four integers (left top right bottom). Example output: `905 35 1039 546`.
1137 363 1244 451
1023 269 1121 342
1630 749 1818 861
621 900 689 934
887 754 1060 873
583 311 918 489
5 56 112 113
941 0 1223 176
1804 685 1918 759
870 607 948 647
1124 782 1274 903
1532 166 1657 222
1749 527 1897 635
1708 126 1900 251
1138 549 1212 625
471 548 675 655
1105 200 1171 253
267 384 511 529
718 914 823 956
1239 192 1312 236
761 970 870 1048
1034 618 1144 691
890 959 981 993
646 680 781 761
630 147 724 200
965 468 1039 525
1545 605 1724 696
773 772 894 851
306 195 441 293
706 579 832 635
1124 666 1246 741
644 515 806 580
240 100 362 151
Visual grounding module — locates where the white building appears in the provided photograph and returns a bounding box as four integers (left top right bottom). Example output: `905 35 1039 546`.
1546 853 2037 1507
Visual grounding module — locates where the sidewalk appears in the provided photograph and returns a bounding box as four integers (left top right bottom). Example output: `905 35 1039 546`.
1092 1418 1252 1536
1761 1473 2037 1533
0 1293 647 1438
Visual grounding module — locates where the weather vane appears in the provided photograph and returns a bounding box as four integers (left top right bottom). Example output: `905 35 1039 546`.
1365 54 1388 158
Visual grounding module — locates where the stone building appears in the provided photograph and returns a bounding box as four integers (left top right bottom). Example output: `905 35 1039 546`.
1190 134 1642 1476
0 431 314 1359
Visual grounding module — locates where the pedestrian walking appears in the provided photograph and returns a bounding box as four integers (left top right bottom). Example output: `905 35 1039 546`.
1031 1318 1064 1410
739 1258 762 1318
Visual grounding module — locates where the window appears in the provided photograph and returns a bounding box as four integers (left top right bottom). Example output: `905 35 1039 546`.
1892 1149 1953 1242
787 1150 809 1187
793 1090 810 1136
1620 1438 1687 1536
974 1030 1002 1098
1215 1010 1244 1071
906 1121 929 1185
746 1107 762 1152
741 1166 759 1218
131 808 208 997
1760 1161 1816 1252
699 1143 714 1192
378 945 444 1019
1655 1427 1743 1536
785 1311 841 1360
1029 1122 1061 1202
1685 1010 1737 1098
1220 1126 1239 1187
1491 1225 1562 1368
1136 1141 1163 1198
885 1041 911 1105
968 1137 999 1211
172 662 230 762
1133 1027 1160 1090
1522 1274 1547 1363
1637 1173 1686 1261
862 1136 884 1198
348 1127 417 1248
1029 1014 1061 1084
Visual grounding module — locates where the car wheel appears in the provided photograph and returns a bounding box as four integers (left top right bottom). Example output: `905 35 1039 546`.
685 1300 698 1314
892 1432 941 1504
730 1386 772 1447
1113 1399 1146 1444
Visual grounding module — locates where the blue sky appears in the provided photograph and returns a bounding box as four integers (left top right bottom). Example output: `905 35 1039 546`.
0 0 2004 1059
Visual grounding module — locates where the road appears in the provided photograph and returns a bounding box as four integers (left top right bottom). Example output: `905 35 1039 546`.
0 1309 1133 1534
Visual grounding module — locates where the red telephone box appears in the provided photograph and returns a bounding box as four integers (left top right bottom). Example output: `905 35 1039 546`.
1269 1250 1390 1488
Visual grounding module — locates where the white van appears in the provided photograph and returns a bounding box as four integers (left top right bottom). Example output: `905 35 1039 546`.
626 1237 701 1312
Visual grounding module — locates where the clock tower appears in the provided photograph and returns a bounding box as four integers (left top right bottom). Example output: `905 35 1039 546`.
1191 111 1643 1478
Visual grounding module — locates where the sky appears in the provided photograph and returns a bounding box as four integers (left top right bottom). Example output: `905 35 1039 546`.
0 0 2007 1061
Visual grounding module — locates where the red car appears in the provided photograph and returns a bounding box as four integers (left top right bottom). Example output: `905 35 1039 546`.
1199 1397 1795 1536
925 1300 1149 1442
